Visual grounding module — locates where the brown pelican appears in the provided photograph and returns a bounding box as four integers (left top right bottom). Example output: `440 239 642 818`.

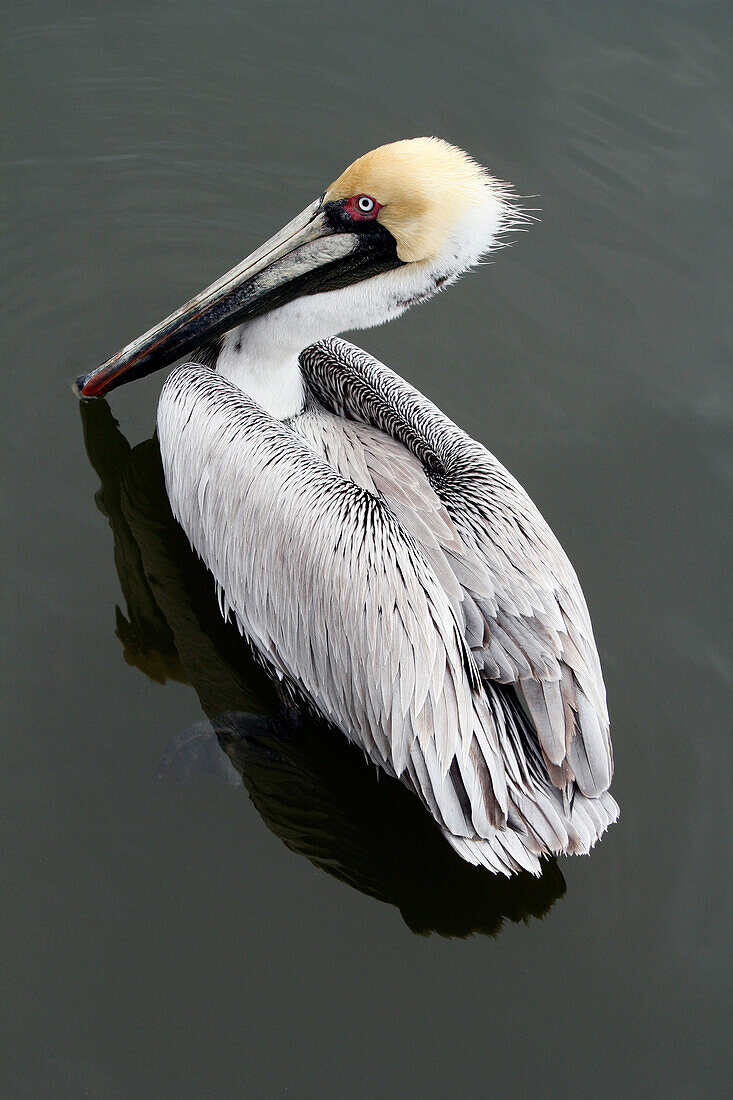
75 138 618 875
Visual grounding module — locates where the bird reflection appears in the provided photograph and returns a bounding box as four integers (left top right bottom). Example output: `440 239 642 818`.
81 399 566 937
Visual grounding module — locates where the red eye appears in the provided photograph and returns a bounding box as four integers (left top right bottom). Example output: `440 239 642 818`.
343 194 381 220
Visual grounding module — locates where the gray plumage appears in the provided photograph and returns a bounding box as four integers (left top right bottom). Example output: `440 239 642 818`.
158 336 618 876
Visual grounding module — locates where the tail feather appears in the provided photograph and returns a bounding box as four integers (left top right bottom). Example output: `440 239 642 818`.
439 680 618 874
443 829 543 877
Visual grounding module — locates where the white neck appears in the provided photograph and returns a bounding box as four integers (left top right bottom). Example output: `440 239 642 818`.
216 320 306 420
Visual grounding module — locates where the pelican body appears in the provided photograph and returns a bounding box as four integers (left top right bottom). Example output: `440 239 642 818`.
76 139 617 875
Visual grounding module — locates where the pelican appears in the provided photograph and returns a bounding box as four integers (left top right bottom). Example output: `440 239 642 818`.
75 138 618 875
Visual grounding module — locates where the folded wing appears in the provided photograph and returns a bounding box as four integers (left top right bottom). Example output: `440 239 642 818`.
157 349 617 876
300 338 617 848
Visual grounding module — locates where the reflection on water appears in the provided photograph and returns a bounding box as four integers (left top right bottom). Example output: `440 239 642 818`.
81 398 566 937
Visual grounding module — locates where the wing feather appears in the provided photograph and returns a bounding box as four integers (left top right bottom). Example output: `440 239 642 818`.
300 338 616 832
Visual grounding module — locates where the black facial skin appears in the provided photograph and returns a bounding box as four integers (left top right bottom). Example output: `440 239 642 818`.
75 199 404 399
305 199 403 294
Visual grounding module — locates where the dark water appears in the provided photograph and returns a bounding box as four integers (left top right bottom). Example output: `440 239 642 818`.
2 2 731 1095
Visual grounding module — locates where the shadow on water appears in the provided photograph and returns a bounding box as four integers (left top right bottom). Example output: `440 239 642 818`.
81 399 566 938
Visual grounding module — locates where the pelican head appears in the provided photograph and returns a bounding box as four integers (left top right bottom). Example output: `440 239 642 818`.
75 138 520 398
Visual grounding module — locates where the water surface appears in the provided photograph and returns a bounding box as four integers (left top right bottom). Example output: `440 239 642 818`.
2 2 731 1095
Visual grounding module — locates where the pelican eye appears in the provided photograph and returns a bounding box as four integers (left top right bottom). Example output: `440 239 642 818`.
332 193 382 226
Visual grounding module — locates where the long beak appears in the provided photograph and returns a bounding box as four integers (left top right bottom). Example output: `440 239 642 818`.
74 200 397 399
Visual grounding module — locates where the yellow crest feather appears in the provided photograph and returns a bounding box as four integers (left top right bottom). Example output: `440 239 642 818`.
326 137 501 263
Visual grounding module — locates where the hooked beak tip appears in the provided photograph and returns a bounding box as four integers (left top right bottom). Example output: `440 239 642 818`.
73 372 100 400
